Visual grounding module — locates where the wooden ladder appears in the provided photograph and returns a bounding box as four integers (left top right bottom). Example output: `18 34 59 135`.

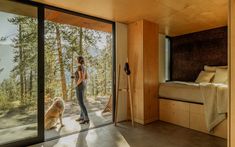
115 63 134 127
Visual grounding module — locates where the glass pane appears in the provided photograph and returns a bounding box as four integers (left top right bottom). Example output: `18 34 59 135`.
44 9 113 140
0 1 38 145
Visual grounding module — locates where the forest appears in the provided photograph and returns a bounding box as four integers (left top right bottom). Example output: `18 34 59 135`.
0 14 113 112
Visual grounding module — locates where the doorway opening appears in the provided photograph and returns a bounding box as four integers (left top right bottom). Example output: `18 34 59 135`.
44 8 115 140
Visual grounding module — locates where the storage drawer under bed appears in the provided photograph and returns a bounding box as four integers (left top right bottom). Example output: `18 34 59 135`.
159 98 227 139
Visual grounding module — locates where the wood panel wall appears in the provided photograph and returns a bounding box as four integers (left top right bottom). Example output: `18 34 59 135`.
128 20 158 124
171 27 227 81
115 22 128 122
143 21 159 123
229 0 234 146
128 20 144 123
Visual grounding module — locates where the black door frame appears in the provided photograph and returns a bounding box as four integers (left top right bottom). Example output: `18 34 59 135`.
2 0 116 146
2 1 45 147
42 3 116 122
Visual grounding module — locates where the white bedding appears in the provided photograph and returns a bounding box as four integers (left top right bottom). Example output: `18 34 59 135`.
159 81 203 103
200 83 228 132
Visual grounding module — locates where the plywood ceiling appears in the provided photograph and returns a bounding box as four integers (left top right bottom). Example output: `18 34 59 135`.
0 0 37 17
0 1 112 33
45 9 112 33
33 0 228 36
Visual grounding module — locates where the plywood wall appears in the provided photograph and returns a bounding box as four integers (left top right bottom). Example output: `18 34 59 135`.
128 20 159 124
143 20 159 123
229 0 234 146
128 20 144 123
115 22 128 122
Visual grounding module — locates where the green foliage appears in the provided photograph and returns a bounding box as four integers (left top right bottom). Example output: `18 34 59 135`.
0 15 37 109
0 14 113 110
44 20 113 100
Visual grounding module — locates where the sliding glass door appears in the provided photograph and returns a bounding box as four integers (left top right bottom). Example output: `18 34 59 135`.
44 7 115 140
0 1 43 146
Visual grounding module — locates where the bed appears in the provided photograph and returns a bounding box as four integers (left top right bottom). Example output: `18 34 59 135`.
159 81 202 103
158 66 228 139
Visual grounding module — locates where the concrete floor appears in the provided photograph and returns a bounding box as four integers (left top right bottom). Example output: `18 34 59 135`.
29 121 227 147
45 110 112 140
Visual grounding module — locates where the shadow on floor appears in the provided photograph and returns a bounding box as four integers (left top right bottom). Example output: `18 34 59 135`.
29 121 227 147
45 110 112 140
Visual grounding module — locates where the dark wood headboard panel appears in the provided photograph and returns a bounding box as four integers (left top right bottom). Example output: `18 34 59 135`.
170 26 227 81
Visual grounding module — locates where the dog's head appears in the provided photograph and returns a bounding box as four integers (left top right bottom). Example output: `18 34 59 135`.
53 97 65 110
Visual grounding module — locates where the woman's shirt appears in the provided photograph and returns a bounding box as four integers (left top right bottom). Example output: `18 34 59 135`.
75 65 86 86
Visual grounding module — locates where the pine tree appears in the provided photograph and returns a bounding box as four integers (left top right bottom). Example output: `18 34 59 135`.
0 59 3 74
8 16 38 104
55 25 68 100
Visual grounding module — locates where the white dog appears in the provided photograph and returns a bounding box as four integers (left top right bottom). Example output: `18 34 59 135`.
45 97 65 130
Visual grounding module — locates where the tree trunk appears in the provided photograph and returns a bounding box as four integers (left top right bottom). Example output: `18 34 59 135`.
95 74 98 96
70 50 74 100
29 69 33 97
55 25 67 100
92 73 95 96
104 61 107 95
19 23 24 102
79 28 83 55
24 72 27 99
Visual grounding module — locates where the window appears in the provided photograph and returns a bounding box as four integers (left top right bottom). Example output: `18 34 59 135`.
165 37 171 81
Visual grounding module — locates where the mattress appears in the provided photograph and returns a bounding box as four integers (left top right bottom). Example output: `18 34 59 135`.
159 81 203 103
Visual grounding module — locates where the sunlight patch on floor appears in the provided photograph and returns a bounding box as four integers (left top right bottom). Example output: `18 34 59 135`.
45 110 112 140
30 125 130 147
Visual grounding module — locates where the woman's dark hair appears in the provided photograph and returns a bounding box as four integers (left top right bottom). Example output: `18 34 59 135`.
77 56 85 64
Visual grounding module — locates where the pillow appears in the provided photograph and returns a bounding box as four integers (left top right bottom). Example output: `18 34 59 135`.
204 65 227 72
212 68 228 83
195 71 215 83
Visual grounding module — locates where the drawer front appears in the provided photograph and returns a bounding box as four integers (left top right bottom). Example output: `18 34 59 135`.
173 110 189 127
160 99 227 139
159 99 189 128
160 99 189 112
160 109 174 123
189 103 207 132
159 99 172 110
190 113 207 133
190 103 204 114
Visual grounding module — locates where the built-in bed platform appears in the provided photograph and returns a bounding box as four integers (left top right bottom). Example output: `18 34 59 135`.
159 81 203 103
159 82 227 139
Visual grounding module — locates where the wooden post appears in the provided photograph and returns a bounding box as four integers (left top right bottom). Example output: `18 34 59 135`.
115 64 121 126
128 75 134 127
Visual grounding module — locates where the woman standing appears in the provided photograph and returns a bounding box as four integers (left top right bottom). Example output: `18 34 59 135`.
75 56 89 124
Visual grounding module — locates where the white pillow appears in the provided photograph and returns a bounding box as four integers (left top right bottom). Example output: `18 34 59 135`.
195 71 215 83
212 68 228 83
204 65 227 72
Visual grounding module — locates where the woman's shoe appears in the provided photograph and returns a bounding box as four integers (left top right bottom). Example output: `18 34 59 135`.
76 117 84 121
79 119 89 124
